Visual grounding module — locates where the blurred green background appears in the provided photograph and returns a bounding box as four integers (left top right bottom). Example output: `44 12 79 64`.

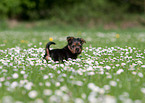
0 0 145 30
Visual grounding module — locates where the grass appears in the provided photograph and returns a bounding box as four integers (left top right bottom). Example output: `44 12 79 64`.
0 28 145 103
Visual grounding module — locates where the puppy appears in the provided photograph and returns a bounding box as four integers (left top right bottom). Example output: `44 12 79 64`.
43 36 86 62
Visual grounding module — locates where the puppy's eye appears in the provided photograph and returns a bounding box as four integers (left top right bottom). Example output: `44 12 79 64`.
78 45 82 47
72 45 75 48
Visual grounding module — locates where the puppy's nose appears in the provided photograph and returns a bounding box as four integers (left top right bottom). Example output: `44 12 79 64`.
76 48 79 52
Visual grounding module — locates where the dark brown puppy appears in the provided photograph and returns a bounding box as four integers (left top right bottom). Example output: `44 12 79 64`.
43 36 86 62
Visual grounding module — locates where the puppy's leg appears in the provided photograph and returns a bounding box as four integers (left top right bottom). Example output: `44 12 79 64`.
45 48 51 60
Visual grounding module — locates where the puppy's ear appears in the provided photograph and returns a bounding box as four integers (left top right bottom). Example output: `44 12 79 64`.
67 36 74 44
80 38 86 44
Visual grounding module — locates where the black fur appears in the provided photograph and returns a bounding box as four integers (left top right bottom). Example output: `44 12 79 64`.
43 37 86 62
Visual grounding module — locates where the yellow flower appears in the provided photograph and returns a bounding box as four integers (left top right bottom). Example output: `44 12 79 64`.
77 31 82 36
116 34 120 38
49 37 53 41
20 40 25 43
3 40 7 43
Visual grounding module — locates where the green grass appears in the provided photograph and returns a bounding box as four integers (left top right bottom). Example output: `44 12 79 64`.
0 28 145 103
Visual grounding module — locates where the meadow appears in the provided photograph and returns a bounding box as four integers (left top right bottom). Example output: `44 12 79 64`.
0 29 145 103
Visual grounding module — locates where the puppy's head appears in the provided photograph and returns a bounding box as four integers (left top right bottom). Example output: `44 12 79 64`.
67 36 86 54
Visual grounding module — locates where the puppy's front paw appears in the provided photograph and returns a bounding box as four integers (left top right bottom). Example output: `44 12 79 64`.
45 56 51 61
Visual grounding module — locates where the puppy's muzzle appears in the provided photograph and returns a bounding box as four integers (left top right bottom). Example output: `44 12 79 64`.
75 48 81 54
